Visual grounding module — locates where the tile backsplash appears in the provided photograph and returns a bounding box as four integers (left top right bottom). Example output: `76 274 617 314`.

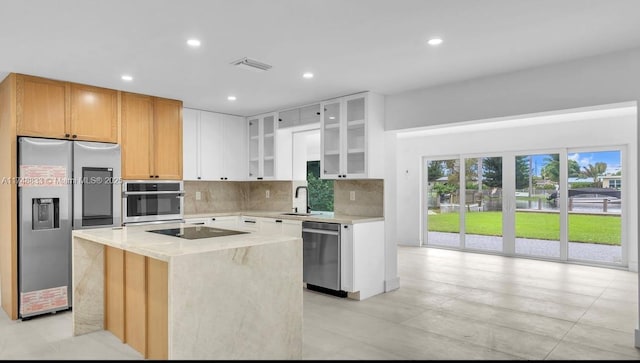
184 180 295 214
184 181 247 214
184 179 384 217
246 181 294 212
333 179 384 217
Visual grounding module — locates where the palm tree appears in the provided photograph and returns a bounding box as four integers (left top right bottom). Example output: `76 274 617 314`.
581 162 607 187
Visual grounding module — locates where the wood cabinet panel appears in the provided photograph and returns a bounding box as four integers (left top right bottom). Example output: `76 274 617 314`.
146 258 168 360
104 246 125 341
70 84 118 142
124 251 147 356
153 98 183 180
0 74 18 320
121 93 153 179
16 74 68 138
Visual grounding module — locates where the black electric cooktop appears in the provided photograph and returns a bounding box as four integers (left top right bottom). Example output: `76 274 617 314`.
147 226 249 239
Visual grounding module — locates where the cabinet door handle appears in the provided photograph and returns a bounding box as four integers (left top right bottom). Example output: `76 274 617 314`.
72 134 77 138
197 176 201 180
275 220 283 223
257 177 263 180
65 133 70 138
316 112 320 115
244 220 256 224
192 222 205 225
211 218 216 221
149 175 154 178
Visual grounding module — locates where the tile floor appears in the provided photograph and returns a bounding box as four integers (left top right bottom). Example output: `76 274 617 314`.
1 245 638 360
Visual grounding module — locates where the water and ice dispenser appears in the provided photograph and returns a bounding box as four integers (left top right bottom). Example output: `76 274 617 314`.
32 198 59 230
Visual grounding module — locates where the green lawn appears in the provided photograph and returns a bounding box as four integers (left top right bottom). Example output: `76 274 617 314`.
428 211 620 245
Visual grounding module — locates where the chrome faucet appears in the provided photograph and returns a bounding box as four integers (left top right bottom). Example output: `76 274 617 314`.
295 186 311 214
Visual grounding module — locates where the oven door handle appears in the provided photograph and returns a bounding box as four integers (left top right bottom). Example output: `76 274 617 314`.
122 191 185 196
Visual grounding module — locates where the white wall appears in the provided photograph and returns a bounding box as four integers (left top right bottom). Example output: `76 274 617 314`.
385 47 640 131
393 107 638 271
382 45 640 347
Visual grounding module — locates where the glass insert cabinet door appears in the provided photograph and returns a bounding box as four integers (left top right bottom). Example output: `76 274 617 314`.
248 117 259 178
322 101 341 176
262 115 275 178
345 96 365 175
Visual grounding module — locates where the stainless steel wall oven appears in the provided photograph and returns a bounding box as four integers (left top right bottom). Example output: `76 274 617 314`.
122 180 184 225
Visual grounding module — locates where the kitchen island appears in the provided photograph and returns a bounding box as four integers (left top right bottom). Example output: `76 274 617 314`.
71 223 302 360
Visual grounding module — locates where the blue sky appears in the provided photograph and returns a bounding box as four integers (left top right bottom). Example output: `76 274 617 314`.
528 151 621 176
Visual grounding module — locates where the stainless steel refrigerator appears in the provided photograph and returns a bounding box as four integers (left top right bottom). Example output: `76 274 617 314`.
18 137 121 319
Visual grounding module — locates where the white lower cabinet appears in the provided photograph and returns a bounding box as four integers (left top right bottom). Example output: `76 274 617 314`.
240 216 259 232
207 216 239 229
186 216 301 237
257 217 302 237
340 221 385 300
184 216 239 229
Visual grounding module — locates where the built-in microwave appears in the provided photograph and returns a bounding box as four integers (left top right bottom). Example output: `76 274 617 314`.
122 180 184 225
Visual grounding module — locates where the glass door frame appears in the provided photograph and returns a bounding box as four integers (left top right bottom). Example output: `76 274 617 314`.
422 151 507 253
422 145 628 268
509 148 567 261
422 154 460 248
459 151 508 253
565 145 628 267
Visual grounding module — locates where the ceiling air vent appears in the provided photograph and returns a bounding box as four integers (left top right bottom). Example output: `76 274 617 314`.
230 57 273 72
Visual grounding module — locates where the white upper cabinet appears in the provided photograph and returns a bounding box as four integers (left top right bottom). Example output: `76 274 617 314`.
277 104 320 129
199 111 223 180
183 108 200 180
320 92 384 179
183 108 246 181
247 113 277 180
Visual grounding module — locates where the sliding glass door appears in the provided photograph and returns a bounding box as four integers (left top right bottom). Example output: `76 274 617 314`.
425 158 461 248
464 156 503 252
566 149 623 264
514 153 561 259
423 146 626 267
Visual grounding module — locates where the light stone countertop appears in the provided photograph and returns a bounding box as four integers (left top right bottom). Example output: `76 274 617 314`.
72 222 300 262
184 211 384 224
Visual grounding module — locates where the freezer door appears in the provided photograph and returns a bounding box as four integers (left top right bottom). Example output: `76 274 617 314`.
18 137 73 317
73 141 121 229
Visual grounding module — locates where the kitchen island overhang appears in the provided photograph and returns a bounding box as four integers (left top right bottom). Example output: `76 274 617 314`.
71 223 302 360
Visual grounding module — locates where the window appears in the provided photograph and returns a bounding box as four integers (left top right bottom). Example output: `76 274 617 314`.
306 161 333 212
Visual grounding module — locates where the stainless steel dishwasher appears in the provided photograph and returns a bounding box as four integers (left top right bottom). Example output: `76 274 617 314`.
302 221 346 297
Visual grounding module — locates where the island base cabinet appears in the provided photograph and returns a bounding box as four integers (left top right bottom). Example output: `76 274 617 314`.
102 247 168 360
73 234 302 360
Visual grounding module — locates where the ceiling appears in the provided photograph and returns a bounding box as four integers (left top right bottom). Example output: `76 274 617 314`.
2 0 640 117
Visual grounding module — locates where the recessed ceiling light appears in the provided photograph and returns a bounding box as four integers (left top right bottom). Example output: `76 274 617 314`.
427 37 443 46
227 96 237 101
187 39 201 47
329 116 335 120
303 72 314 79
121 75 133 81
